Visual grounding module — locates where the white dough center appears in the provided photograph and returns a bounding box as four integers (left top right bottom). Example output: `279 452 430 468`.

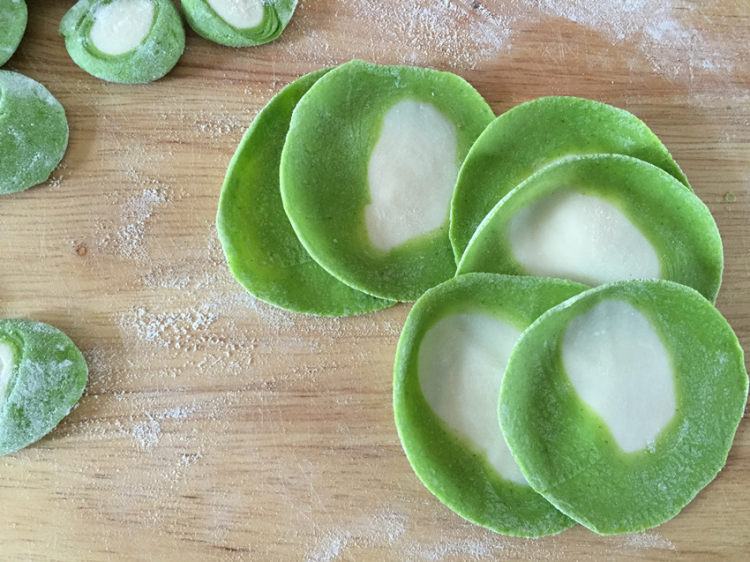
207 0 264 29
0 342 15 402
562 299 676 453
90 0 155 56
418 313 527 485
509 190 661 285
366 99 458 251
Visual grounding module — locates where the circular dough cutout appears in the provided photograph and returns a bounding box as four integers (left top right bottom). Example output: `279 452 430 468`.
499 280 748 534
217 68 393 316
394 273 587 537
457 154 723 303
280 60 494 301
450 96 689 262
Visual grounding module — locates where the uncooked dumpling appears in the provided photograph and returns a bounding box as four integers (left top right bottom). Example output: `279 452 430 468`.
0 0 27 66
60 0 185 84
0 70 69 195
0 319 88 456
183 0 298 47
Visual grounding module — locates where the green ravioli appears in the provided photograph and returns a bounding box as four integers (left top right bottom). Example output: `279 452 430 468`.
450 96 689 262
457 154 723 303
0 70 69 195
217 68 392 316
280 60 495 302
394 273 587 537
183 0 297 47
499 280 748 535
0 0 27 66
0 319 88 456
60 0 185 84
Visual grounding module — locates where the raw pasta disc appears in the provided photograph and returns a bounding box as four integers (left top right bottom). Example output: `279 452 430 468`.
457 154 723 303
0 0 27 66
60 0 185 84
394 273 587 536
183 0 297 47
450 96 689 262
0 319 88 456
281 60 494 301
217 68 392 316
500 280 748 534
0 71 69 195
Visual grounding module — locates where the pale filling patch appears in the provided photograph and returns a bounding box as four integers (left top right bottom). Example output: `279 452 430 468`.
0 342 15 403
366 99 458 251
418 313 527 485
509 190 661 285
207 0 264 29
562 299 676 453
90 0 155 56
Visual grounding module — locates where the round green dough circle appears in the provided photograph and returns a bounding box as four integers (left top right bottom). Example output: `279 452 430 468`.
449 96 689 262
394 273 588 537
0 0 27 66
59 0 185 84
0 319 88 456
183 0 297 47
499 280 748 535
0 70 69 195
456 154 724 303
217 68 393 316
280 60 495 302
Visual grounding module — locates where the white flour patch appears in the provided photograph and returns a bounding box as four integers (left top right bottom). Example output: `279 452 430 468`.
537 0 736 82
282 0 743 91
96 184 171 260
119 305 220 351
405 537 494 560
305 508 406 562
282 0 511 69
620 532 677 551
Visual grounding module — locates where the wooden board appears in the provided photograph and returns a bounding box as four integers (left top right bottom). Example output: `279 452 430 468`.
1 2 749 560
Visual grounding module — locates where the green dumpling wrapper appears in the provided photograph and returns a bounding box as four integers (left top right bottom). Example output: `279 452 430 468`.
59 0 185 84
450 96 689 262
280 60 495 302
183 0 297 47
217 67 393 316
499 280 748 534
0 70 69 195
0 319 88 456
394 273 587 537
0 0 27 66
457 154 724 303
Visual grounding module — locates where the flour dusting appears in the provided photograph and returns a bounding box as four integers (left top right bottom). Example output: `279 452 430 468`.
281 0 743 91
621 532 677 551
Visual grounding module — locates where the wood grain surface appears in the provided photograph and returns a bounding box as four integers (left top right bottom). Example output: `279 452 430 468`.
1 2 749 560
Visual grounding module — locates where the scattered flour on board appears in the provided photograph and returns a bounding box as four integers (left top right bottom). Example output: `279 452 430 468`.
536 0 736 81
305 509 407 562
284 0 743 90
96 184 171 259
620 532 677 551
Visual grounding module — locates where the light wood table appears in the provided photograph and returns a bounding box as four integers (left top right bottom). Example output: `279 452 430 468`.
1 2 748 560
